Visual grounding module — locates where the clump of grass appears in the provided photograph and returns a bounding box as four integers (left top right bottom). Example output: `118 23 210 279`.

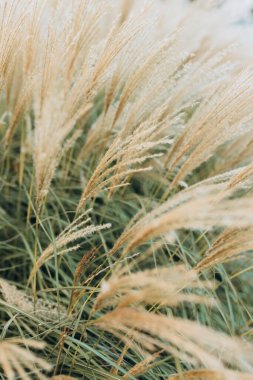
1 1 253 379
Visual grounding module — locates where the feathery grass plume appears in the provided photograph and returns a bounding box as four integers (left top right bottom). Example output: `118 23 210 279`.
214 132 253 176
169 369 253 380
94 264 253 374
94 264 214 311
0 0 31 102
196 228 253 271
228 161 253 190
165 68 253 188
106 173 236 255
77 117 169 211
3 0 45 149
0 278 66 320
0 0 21 82
95 308 253 373
0 338 51 380
29 210 111 281
108 183 253 257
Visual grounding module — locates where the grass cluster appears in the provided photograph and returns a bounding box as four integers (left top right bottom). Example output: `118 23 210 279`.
0 1 253 379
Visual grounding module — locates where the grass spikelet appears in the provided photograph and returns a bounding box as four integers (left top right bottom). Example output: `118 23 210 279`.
196 228 253 270
29 211 111 282
94 264 214 311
